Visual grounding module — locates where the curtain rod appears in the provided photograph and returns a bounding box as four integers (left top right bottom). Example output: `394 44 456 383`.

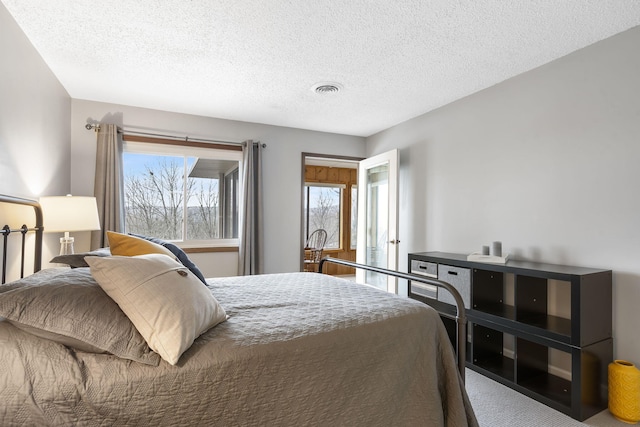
84 123 265 148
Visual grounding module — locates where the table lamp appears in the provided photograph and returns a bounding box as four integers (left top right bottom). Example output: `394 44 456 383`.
39 195 101 255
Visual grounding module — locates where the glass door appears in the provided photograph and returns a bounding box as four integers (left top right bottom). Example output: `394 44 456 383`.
356 149 398 293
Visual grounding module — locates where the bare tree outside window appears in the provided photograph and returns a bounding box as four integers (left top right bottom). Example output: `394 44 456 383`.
123 153 235 241
187 177 219 240
305 186 341 249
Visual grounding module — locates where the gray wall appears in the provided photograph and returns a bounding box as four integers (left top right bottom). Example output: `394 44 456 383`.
0 3 72 265
0 3 70 198
70 100 365 276
367 26 640 364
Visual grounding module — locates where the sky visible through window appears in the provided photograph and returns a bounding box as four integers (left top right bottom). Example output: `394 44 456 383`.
123 153 201 206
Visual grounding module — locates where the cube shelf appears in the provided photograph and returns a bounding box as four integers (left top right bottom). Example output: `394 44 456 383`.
472 323 514 382
408 251 612 421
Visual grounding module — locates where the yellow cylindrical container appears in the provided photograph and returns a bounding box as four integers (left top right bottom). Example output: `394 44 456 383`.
609 360 640 424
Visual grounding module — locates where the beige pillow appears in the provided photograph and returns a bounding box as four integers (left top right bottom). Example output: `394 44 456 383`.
86 254 227 365
107 231 175 258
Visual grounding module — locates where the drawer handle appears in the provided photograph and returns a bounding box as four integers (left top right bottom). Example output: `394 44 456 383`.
419 265 427 270
448 271 458 275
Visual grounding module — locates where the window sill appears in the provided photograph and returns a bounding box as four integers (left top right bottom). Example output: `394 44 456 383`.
322 248 354 254
181 246 239 253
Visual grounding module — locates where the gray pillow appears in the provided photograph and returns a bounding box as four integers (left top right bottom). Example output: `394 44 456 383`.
50 247 111 268
0 267 160 366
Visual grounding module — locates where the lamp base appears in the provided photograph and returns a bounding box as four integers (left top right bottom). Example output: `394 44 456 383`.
59 236 75 255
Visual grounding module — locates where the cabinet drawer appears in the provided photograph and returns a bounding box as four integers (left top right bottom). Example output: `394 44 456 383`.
410 259 437 277
437 264 471 309
409 260 438 299
410 282 438 299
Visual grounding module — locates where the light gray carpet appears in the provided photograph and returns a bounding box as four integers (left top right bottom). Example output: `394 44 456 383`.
465 369 629 427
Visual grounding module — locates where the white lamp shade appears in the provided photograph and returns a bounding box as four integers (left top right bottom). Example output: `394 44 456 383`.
40 196 101 232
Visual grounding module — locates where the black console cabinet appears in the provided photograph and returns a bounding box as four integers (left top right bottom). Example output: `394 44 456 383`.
408 251 612 421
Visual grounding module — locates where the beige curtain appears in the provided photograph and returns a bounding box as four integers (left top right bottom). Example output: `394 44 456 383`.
238 140 264 275
91 124 125 249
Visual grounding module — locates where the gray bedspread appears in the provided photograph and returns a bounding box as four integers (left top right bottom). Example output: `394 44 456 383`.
0 272 477 426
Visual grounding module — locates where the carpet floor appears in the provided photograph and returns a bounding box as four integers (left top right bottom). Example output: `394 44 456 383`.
465 369 630 427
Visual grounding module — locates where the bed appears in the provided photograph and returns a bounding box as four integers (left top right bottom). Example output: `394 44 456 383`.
0 194 478 426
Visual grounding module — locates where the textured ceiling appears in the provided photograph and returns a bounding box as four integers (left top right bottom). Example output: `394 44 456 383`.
3 1 640 137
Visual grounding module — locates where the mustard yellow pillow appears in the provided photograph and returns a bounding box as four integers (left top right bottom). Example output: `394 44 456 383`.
107 231 175 258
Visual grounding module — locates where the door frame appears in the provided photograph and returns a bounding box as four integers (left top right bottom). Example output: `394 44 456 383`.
300 153 363 273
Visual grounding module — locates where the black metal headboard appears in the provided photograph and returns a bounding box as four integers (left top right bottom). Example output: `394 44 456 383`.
0 195 43 284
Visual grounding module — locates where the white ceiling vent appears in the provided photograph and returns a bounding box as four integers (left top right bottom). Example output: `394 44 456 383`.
312 82 343 94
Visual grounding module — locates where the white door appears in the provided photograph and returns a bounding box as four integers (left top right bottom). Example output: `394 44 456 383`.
356 149 399 293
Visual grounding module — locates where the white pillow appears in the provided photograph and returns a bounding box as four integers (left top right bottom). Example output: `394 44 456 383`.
86 254 226 365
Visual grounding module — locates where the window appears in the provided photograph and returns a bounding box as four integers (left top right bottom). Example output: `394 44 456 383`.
122 140 242 245
303 184 342 249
